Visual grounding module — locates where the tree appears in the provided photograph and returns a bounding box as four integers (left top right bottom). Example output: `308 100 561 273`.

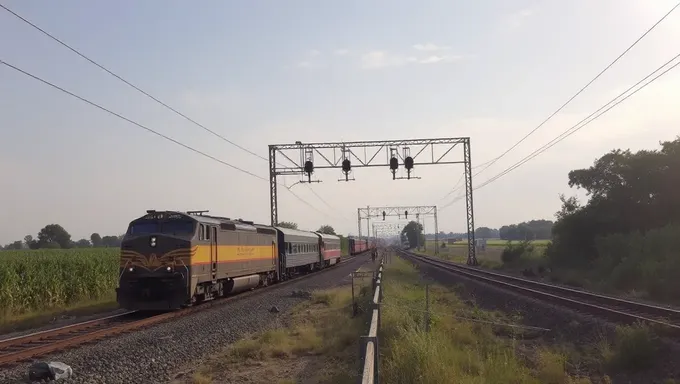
548 136 680 267
101 235 122 248
401 221 424 249
277 221 298 230
90 233 103 247
74 239 91 248
24 235 37 249
475 227 494 239
317 225 336 235
4 241 23 250
37 224 72 249
499 220 553 240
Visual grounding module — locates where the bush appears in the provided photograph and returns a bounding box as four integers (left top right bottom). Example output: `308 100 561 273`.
594 225 680 303
601 323 661 371
501 240 534 264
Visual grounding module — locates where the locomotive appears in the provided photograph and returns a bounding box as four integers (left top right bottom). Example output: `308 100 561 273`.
116 210 353 311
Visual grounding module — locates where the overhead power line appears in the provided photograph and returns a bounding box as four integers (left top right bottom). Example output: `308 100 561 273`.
0 2 346 221
0 2 269 163
469 1 680 179
0 58 340 221
440 51 680 211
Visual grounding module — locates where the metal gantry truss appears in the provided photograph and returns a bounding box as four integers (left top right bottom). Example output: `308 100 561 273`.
268 138 477 265
358 205 440 256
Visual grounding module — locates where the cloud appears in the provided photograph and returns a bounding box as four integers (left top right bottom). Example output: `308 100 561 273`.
413 43 451 52
360 51 412 69
360 51 470 69
418 54 466 64
505 8 534 29
333 49 350 56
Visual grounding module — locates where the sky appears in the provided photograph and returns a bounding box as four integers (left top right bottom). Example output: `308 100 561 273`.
1 0 680 244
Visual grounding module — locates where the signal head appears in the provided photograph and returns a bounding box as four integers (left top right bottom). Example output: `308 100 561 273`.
404 156 414 170
342 158 351 173
304 160 314 175
389 157 398 171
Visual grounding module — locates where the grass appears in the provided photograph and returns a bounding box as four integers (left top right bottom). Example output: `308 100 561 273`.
596 322 661 372
425 239 551 247
176 273 376 384
0 248 120 326
419 239 549 269
380 256 593 384
0 294 118 334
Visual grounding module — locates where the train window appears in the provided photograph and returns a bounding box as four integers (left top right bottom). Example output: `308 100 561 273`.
129 222 158 235
129 221 195 235
199 225 204 240
213 227 217 241
206 227 211 240
287 242 291 254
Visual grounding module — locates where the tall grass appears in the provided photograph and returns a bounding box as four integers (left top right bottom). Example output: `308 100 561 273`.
0 249 119 319
380 257 591 384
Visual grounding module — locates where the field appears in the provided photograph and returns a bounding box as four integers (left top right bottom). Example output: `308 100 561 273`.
420 239 550 267
0 243 355 329
0 248 119 326
379 255 600 383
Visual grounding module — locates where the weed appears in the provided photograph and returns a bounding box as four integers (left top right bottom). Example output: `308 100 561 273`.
601 323 660 371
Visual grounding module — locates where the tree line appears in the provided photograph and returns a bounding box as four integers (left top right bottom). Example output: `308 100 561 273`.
2 222 341 251
422 220 554 241
535 136 679 303
2 223 124 251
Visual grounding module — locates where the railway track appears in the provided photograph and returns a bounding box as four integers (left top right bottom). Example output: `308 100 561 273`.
400 250 680 331
0 253 363 367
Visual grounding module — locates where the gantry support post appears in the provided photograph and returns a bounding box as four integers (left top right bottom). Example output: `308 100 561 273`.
269 145 278 226
464 139 477 266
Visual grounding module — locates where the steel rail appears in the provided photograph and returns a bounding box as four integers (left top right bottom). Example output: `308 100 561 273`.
0 252 364 366
400 250 680 330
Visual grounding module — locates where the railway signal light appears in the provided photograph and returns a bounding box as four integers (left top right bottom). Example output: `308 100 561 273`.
304 160 314 182
341 158 351 181
404 156 414 179
389 156 398 180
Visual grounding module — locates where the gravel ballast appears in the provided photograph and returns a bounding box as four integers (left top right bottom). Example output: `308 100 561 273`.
0 253 374 384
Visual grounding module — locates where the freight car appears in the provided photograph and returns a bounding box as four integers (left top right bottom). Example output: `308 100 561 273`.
116 210 346 311
348 237 369 255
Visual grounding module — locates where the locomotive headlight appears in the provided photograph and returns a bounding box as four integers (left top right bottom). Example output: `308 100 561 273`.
166 266 171 272
150 236 157 248
128 267 134 272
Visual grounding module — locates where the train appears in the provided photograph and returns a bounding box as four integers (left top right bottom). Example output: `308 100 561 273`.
116 210 370 311
348 237 368 255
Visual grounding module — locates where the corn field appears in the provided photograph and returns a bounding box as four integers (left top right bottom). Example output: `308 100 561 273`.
0 248 119 317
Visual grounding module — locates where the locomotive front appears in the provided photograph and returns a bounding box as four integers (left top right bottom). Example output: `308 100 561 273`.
116 211 196 310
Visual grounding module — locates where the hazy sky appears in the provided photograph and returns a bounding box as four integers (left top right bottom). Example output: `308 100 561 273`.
1 0 679 244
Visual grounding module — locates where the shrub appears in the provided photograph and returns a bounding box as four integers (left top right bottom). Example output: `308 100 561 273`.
501 240 534 264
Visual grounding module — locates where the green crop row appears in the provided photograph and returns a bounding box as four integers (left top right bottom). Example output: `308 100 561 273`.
0 248 120 317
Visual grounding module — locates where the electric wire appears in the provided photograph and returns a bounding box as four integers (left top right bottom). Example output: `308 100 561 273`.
0 2 270 164
466 1 680 180
439 52 680 211
0 58 340 221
